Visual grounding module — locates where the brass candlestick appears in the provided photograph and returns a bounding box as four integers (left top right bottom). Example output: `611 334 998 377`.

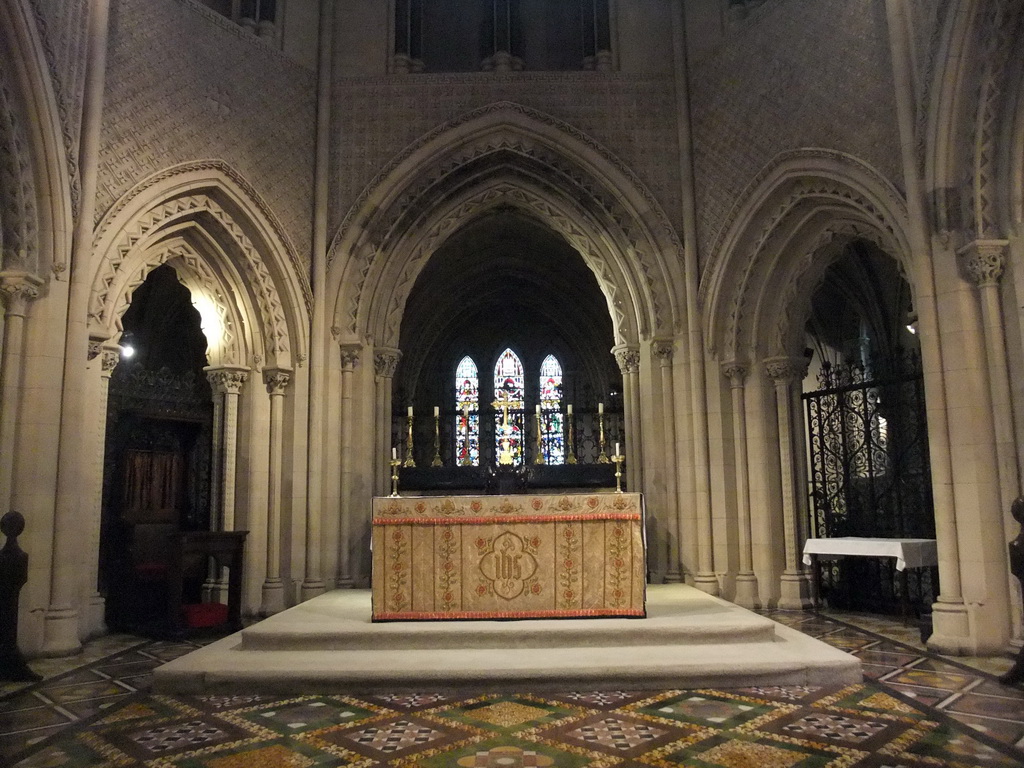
597 412 610 463
566 410 577 464
389 458 402 497
431 412 443 467
404 414 416 467
611 450 625 493
534 410 545 464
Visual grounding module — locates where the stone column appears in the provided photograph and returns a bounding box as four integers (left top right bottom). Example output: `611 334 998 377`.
653 341 681 582
206 367 249 533
337 343 361 587
0 273 42 513
374 348 401 496
765 356 813 609
261 368 290 615
81 344 119 637
960 238 1021 647
723 360 759 608
613 345 642 492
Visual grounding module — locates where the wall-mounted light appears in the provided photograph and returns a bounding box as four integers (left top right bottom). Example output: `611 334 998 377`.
192 293 223 351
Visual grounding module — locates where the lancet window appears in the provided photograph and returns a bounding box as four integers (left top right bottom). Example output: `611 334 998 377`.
493 348 525 465
454 356 480 466
539 354 565 464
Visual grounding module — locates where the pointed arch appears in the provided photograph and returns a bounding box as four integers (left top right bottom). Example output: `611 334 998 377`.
493 347 525 465
0 0 74 277
89 162 309 370
539 353 565 465
701 150 912 362
326 101 686 349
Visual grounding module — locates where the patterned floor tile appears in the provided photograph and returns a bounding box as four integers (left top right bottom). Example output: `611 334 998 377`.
306 714 471 761
655 730 856 768
92 715 257 761
886 720 1023 766
438 695 578 733
165 738 349 767
632 691 782 728
945 711 1024 748
732 685 825 703
538 712 690 759
370 691 453 710
884 683 955 707
882 667 977 691
548 690 649 709
420 736 593 768
224 696 378 735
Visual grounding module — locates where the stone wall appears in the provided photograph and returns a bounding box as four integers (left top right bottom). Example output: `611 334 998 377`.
97 0 316 270
690 0 903 264
330 73 683 240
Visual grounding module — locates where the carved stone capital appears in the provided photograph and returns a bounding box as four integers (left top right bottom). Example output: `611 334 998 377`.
339 343 361 369
612 345 641 374
206 366 249 395
101 346 121 373
87 339 103 361
764 356 808 384
374 347 402 378
0 271 43 316
958 239 1009 287
651 340 674 365
263 369 291 395
721 360 749 386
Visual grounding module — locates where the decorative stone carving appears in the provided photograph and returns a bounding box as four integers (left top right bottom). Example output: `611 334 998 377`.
0 272 42 315
263 369 291 395
764 356 808 384
651 341 674 365
374 348 401 378
613 346 641 375
207 368 248 395
958 239 1008 288
721 361 749 386
339 344 361 369
101 348 120 373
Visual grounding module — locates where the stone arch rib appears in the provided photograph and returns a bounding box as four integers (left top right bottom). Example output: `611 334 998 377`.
328 101 685 347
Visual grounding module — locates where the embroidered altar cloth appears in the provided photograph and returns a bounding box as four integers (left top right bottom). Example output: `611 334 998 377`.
371 493 646 621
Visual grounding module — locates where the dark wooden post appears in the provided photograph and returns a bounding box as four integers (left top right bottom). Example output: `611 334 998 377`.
1000 497 1024 686
0 511 41 681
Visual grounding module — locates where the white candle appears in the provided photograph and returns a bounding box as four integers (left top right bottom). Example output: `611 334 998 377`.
407 406 413 418
434 406 439 418
567 403 572 416
615 441 620 455
536 404 540 415
392 447 397 460
598 402 604 414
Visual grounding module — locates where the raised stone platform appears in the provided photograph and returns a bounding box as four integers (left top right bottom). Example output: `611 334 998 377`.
154 584 860 694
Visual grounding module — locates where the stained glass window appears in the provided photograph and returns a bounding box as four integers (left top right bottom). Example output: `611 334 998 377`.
539 354 564 464
493 348 525 465
455 356 479 466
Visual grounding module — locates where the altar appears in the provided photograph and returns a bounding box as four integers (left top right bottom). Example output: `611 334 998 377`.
371 493 646 620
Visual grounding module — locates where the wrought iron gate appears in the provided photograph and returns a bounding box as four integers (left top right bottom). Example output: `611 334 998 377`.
802 353 937 615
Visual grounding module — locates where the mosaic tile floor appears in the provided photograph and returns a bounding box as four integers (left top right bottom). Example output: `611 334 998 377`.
1 611 1022 767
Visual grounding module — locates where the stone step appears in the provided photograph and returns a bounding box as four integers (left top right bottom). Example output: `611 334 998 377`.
154 585 860 695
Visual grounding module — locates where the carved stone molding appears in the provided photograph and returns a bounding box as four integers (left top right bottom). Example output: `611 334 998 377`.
651 340 674 365
207 366 249 395
339 343 361 369
764 356 808 384
613 345 641 374
374 348 402 378
721 360 749 386
0 271 43 315
263 369 291 395
958 239 1009 288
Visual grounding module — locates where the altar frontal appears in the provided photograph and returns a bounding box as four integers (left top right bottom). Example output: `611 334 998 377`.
371 493 646 620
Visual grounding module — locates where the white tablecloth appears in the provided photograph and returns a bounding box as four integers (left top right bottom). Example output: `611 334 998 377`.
802 537 938 572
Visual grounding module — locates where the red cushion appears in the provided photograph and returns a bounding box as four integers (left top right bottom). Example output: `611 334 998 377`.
182 602 229 628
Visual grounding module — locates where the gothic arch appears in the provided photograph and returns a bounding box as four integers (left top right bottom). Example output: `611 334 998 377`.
0 0 74 277
702 149 912 362
327 101 685 348
925 0 1024 238
89 163 309 370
